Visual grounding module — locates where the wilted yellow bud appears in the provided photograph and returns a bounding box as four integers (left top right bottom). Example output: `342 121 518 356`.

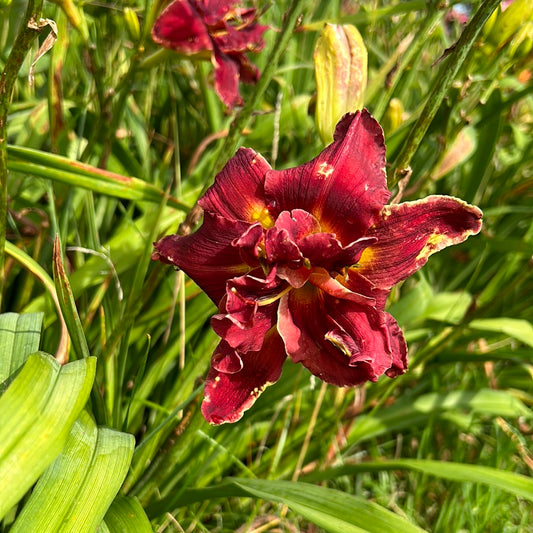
124 7 141 43
381 98 404 136
314 23 367 145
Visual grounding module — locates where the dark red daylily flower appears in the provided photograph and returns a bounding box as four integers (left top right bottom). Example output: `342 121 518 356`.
153 110 483 424
152 0 268 108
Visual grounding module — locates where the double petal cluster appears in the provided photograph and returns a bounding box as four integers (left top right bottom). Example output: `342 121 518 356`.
153 110 483 424
152 0 268 108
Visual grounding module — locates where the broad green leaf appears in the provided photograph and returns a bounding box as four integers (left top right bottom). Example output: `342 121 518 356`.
422 291 473 324
150 478 424 533
231 478 425 533
11 411 135 532
302 459 533 502
469 318 533 348
0 353 96 519
0 312 43 383
101 497 152 533
348 389 531 444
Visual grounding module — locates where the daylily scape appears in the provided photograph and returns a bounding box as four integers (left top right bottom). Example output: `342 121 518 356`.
153 110 483 425
152 0 268 108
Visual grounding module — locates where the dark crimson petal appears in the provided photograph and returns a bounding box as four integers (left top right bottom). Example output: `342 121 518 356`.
299 234 376 272
228 52 261 84
278 283 402 387
199 147 272 222
264 110 390 245
211 272 283 352
308 267 375 306
197 0 234 26
214 22 268 54
201 330 287 424
264 227 303 266
152 212 251 304
212 48 242 108
233 223 264 265
357 195 483 291
383 313 408 378
152 0 213 55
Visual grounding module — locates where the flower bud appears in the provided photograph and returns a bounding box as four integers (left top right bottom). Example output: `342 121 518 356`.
314 23 367 145
381 98 404 136
124 7 141 43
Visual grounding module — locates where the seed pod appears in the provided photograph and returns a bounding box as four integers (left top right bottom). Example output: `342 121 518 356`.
382 98 404 136
314 23 367 145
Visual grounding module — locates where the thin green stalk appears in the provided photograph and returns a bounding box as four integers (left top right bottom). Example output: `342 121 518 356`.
372 7 443 122
213 0 307 176
0 0 44 310
389 0 501 188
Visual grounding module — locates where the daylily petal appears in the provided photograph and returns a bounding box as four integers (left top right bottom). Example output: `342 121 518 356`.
211 272 283 352
152 212 251 304
228 52 261 84
264 110 390 244
308 267 375 305
152 0 213 56
199 147 272 222
214 21 268 54
357 195 483 292
201 330 286 424
278 283 401 386
212 48 242 108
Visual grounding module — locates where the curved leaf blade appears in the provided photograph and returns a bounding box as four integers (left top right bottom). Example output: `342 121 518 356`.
0 353 96 519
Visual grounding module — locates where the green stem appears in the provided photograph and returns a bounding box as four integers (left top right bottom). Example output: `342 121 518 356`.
0 0 44 310
177 0 307 234
212 0 307 176
388 0 501 188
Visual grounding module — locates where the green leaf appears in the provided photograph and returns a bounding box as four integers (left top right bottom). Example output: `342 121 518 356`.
149 478 424 533
102 496 152 533
7 145 189 212
11 411 135 532
302 459 533 503
347 389 531 444
0 353 96 519
469 318 533 348
53 235 90 360
0 312 43 383
231 478 425 533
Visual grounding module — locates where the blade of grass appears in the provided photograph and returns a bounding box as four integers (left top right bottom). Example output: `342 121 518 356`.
301 459 533 503
53 235 90 361
7 145 189 211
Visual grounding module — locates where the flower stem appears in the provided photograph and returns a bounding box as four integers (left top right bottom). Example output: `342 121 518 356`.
177 0 307 235
0 0 44 310
213 0 307 175
388 0 501 189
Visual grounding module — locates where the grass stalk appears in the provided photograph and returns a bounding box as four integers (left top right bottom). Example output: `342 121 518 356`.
0 0 44 310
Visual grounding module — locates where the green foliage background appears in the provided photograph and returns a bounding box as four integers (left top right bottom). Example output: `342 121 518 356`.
0 0 532 531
